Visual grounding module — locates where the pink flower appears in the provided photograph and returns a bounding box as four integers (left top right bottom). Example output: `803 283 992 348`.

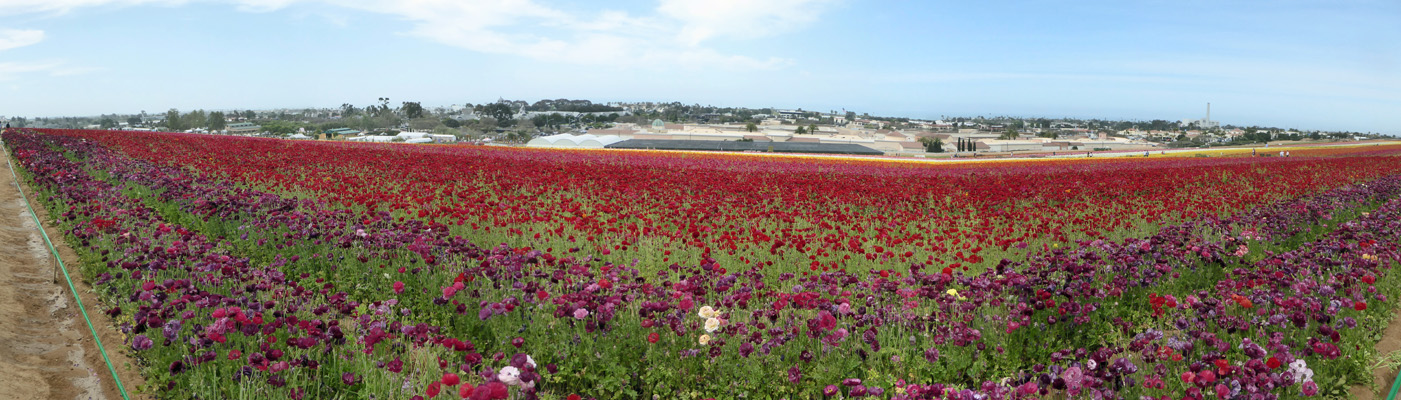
393 281 405 295
1301 380 1319 396
573 308 589 319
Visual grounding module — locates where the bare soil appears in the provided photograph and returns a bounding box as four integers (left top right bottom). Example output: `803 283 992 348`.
0 156 146 400
1352 308 1401 400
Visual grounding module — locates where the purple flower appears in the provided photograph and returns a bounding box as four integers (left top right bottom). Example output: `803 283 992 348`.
342 372 357 386
787 365 801 384
132 335 154 351
823 385 838 397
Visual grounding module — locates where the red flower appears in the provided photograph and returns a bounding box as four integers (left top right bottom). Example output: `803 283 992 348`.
647 332 660 343
597 278 612 289
485 382 509 399
567 395 581 400
1355 301 1367 311
511 337 524 348
427 381 442 398
1362 274 1376 284
458 383 474 399
1266 357 1281 369
535 290 549 301
442 373 460 386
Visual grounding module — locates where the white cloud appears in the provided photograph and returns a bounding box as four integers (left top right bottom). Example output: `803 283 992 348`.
657 0 838 46
0 61 62 80
0 29 45 51
0 0 186 16
245 0 816 69
0 60 99 80
0 0 832 70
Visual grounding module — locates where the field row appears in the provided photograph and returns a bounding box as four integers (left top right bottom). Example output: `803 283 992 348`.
5 129 1401 399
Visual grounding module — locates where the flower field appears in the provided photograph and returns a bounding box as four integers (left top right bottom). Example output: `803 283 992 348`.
5 128 1401 400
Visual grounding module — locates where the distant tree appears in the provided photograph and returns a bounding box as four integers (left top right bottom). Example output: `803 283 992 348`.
745 122 758 132
919 136 945 153
375 98 392 117
98 118 117 129
242 110 255 120
441 118 461 128
183 110 206 130
809 123 819 134
998 128 1019 140
165 109 185 131
409 117 441 131
261 120 299 135
475 103 516 127
207 112 226 131
432 126 460 136
845 111 856 122
795 126 806 134
400 102 425 119
127 116 142 126
340 103 359 117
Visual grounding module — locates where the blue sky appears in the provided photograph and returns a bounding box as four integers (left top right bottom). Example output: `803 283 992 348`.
0 0 1397 133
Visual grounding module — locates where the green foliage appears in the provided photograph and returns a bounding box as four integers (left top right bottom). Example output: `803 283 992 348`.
207 111 226 131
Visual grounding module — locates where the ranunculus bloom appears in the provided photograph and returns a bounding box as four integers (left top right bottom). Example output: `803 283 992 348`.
393 281 405 294
442 373 460 386
698 306 717 319
1355 301 1367 311
1301 380 1319 396
427 381 442 398
699 334 711 346
132 334 154 351
498 366 521 386
511 337 524 348
573 308 589 319
704 318 721 333
458 383 474 399
647 332 660 343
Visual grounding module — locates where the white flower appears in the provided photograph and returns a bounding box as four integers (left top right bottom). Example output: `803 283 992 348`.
525 355 537 368
698 306 717 319
1288 360 1313 382
698 334 711 346
704 317 721 333
498 366 521 386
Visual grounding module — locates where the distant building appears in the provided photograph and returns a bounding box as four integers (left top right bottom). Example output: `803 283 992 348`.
1181 103 1220 129
227 122 260 134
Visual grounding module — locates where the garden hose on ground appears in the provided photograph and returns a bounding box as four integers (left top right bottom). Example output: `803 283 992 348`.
1388 362 1401 400
2 139 133 400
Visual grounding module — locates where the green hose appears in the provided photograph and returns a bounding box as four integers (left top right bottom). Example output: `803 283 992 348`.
3 139 133 400
1388 361 1401 400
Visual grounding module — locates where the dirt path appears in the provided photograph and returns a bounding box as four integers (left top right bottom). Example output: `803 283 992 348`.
0 153 144 400
1352 308 1401 400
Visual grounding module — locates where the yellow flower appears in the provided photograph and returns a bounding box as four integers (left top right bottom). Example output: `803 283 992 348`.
704 317 721 333
946 289 966 300
698 306 717 319
699 334 711 345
